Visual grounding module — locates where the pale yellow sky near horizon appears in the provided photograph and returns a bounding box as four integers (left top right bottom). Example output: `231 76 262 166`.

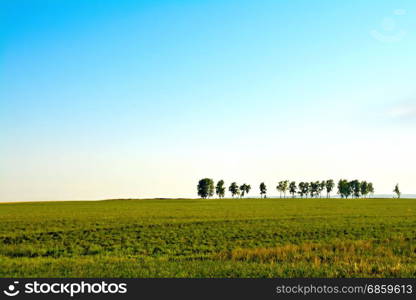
1 126 415 202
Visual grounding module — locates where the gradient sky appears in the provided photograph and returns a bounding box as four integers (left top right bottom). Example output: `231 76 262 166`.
1 0 415 201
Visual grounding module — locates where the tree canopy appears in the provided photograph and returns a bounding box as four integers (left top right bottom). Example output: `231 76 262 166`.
394 184 401 199
197 178 214 199
197 178 376 199
215 180 226 198
229 182 239 198
259 182 267 198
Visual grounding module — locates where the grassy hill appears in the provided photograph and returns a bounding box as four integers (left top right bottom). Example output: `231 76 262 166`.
1 197 415 277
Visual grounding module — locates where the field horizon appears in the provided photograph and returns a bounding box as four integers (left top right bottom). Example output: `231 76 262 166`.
1 197 416 278
2 193 416 204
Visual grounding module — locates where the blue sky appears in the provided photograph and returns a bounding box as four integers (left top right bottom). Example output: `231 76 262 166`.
1 0 415 201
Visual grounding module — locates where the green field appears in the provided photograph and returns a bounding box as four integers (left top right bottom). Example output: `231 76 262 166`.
1 198 416 277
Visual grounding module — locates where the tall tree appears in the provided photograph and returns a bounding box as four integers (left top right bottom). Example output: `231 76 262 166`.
368 182 375 198
394 184 401 199
259 182 267 198
215 180 226 199
350 180 361 198
239 184 247 198
325 179 335 198
304 182 310 198
229 182 239 198
298 182 305 198
360 181 369 198
310 181 320 198
276 182 283 198
245 184 251 197
282 180 289 198
289 181 297 198
309 182 314 198
197 178 214 199
319 181 326 198
337 179 351 198
277 180 289 198
298 182 309 198
238 184 251 198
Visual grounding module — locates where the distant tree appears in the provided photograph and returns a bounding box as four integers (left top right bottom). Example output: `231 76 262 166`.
350 180 361 198
315 181 321 198
245 184 251 197
276 182 283 198
276 180 289 198
259 182 267 198
304 182 310 198
298 182 309 198
325 179 335 198
239 184 247 198
360 181 369 198
239 184 251 198
229 182 239 198
394 184 401 199
310 181 320 198
368 182 375 198
281 180 289 198
298 182 305 198
309 182 314 198
289 181 297 198
215 180 226 199
338 179 351 198
319 181 326 198
197 178 214 199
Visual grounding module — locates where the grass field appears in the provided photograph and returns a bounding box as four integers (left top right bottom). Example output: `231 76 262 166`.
1 197 416 278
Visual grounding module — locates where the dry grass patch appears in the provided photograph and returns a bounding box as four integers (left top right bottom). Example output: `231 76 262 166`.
217 240 398 264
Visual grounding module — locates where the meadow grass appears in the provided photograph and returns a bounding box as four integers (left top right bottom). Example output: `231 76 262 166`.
0 197 416 277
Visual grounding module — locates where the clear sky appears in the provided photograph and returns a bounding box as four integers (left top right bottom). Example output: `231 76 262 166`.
1 0 415 201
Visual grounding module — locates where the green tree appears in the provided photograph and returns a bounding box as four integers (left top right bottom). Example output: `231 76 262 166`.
245 184 251 197
289 181 297 198
239 184 246 198
304 182 310 198
229 182 239 198
277 180 289 198
239 184 251 198
309 182 314 198
337 179 351 198
197 178 214 199
394 184 401 198
325 179 335 198
215 180 226 199
360 181 369 198
310 181 320 198
350 180 361 198
318 181 325 198
298 182 309 198
259 182 267 198
298 182 305 198
282 180 289 198
368 182 375 198
276 182 283 198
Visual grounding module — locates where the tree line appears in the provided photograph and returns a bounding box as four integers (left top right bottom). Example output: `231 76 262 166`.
197 178 376 199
